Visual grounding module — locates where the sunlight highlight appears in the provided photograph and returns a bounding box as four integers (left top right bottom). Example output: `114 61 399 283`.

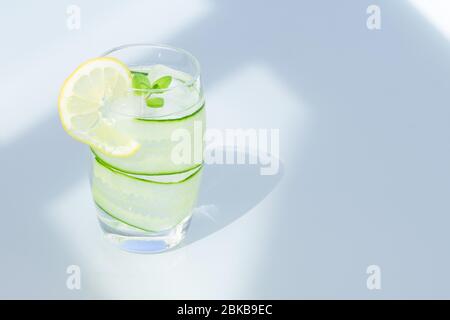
409 0 450 40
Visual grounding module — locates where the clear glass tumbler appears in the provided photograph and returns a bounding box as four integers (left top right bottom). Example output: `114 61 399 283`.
90 44 205 253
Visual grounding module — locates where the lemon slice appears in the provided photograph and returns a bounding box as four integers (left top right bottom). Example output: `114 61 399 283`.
58 57 140 157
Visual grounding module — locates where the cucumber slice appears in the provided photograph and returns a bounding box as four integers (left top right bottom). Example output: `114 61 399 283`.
91 157 203 232
92 150 203 176
93 104 205 174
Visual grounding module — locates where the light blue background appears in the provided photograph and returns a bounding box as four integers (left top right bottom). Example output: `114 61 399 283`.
0 0 449 299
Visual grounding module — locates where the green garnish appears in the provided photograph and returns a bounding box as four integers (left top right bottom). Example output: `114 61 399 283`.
131 73 151 95
131 70 172 107
146 97 164 108
152 76 172 89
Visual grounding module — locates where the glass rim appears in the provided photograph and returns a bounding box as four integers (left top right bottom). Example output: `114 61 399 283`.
101 43 201 94
100 43 203 120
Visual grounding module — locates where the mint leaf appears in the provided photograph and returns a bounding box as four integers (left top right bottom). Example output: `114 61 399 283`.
132 73 151 95
146 97 164 108
152 76 172 89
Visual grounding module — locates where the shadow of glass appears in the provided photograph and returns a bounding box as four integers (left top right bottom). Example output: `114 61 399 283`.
183 153 283 246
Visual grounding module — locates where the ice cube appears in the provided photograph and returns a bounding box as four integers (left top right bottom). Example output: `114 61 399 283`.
102 94 146 119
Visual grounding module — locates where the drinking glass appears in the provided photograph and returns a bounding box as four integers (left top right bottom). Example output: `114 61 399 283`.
90 44 205 253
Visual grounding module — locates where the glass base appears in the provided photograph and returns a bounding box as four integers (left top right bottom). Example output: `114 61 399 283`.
96 205 191 253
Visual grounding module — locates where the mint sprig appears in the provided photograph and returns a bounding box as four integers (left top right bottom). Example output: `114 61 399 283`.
131 71 172 108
